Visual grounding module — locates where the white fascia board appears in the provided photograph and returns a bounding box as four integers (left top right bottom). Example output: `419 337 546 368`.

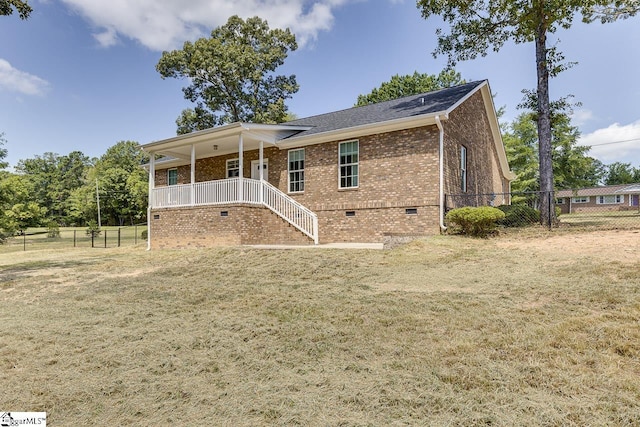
141 122 245 152
275 113 446 149
474 82 517 181
141 122 312 153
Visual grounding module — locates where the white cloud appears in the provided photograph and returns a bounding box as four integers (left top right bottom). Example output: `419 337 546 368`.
578 120 640 165
60 0 354 51
0 59 50 96
570 108 594 127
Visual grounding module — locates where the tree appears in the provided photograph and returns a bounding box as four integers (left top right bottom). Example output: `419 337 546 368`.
417 0 639 226
93 141 148 225
603 162 640 185
355 70 465 106
504 110 604 192
15 151 91 223
157 15 299 133
0 133 12 241
0 0 32 19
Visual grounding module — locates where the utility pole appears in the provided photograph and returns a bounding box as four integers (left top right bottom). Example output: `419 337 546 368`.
96 178 101 228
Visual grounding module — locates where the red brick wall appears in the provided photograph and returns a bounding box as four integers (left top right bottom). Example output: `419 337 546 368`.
442 91 506 207
150 92 509 246
150 205 313 249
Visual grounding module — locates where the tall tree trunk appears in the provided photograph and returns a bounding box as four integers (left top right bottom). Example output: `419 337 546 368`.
535 20 555 227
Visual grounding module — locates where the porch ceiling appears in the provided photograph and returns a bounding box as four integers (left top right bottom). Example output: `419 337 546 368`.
141 122 312 160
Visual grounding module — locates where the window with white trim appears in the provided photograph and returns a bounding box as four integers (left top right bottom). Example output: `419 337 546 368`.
226 159 240 178
556 198 565 204
288 148 305 193
597 195 623 204
339 140 359 189
460 145 468 193
572 196 590 203
167 168 178 186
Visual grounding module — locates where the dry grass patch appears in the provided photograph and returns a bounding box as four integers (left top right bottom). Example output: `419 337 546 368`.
1 231 639 425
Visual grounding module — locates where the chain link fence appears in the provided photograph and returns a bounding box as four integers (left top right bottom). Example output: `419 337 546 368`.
3 224 148 253
446 191 640 231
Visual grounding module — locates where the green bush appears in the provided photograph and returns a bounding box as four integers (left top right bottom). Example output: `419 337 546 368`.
46 221 61 238
86 220 101 238
141 229 148 241
446 206 505 237
497 204 540 227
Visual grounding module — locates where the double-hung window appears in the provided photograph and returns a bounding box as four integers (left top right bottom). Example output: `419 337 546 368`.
460 145 468 193
339 140 359 189
167 168 178 186
572 196 589 203
226 159 240 178
288 149 305 193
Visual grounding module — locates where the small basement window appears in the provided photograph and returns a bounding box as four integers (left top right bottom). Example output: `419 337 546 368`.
345 211 356 217
405 208 418 215
153 214 160 220
220 211 229 217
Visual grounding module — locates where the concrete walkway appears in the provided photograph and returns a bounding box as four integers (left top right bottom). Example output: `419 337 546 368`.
247 242 384 250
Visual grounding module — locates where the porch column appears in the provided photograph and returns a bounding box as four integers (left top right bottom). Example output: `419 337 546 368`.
259 140 264 203
148 154 155 206
190 144 196 206
238 133 244 202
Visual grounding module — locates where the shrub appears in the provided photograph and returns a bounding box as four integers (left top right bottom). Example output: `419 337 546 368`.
46 221 61 238
446 206 505 237
497 204 540 227
86 220 101 238
141 229 148 241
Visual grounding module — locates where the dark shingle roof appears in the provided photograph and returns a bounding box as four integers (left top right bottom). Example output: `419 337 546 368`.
282 80 486 138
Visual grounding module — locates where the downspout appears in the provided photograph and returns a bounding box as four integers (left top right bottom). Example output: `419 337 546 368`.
435 115 446 232
147 153 155 251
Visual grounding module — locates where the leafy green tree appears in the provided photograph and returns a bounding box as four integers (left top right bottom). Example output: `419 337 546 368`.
66 183 98 226
0 133 7 170
504 110 604 192
355 70 465 106
93 141 148 225
5 202 46 232
0 134 12 241
157 15 299 133
0 172 46 235
417 0 638 226
0 0 32 19
503 113 539 193
15 151 91 223
603 162 640 185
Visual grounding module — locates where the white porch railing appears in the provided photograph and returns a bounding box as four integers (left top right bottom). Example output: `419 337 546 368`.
151 178 318 244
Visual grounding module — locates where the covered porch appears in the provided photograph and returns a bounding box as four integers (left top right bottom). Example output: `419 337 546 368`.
142 123 318 244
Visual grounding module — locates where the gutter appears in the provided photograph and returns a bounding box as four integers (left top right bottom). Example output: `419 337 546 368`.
435 115 446 232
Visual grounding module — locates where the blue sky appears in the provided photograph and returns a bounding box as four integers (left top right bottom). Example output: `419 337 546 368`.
1 0 639 170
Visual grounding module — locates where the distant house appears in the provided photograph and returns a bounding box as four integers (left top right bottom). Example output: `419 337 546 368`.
556 183 640 214
141 80 514 249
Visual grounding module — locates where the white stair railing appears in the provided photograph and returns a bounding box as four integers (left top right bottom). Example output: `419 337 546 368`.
152 178 318 244
261 180 318 244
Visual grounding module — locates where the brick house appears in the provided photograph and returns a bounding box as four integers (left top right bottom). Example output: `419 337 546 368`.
141 80 514 249
556 183 640 214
